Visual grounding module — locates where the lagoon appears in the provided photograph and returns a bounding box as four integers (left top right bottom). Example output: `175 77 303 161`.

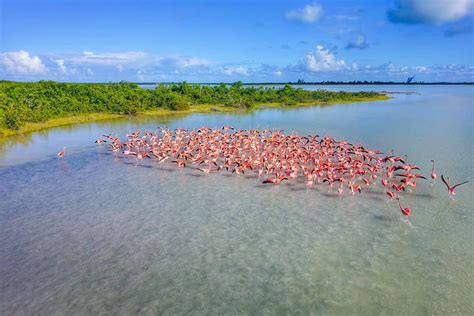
0 85 472 314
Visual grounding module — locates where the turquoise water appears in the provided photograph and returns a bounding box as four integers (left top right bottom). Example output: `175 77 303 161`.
0 85 472 314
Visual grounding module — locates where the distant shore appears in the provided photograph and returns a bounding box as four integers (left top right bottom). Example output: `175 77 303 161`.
135 81 474 86
0 94 389 138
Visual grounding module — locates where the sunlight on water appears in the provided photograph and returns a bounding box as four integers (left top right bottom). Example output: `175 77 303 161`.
0 85 472 314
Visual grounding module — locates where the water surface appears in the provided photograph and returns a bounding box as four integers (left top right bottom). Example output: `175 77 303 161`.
0 85 472 314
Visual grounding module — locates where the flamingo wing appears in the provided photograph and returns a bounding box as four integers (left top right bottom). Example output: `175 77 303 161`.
452 181 469 189
441 174 450 189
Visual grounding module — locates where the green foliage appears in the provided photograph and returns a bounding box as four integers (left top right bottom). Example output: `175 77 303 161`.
4 105 25 130
0 80 382 130
160 92 190 111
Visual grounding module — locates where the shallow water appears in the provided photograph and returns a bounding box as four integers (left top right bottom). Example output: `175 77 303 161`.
0 85 472 314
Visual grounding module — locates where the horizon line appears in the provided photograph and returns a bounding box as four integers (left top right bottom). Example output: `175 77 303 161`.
2 80 473 85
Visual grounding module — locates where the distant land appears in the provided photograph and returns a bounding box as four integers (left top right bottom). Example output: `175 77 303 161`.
134 81 474 86
1 80 472 86
0 79 474 86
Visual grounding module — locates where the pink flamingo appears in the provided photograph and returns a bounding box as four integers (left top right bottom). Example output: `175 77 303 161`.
441 175 469 197
262 173 288 185
430 160 437 184
397 198 411 217
57 147 66 159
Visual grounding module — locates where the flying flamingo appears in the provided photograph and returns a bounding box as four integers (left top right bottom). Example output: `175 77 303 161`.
441 175 469 197
197 166 219 175
262 173 288 185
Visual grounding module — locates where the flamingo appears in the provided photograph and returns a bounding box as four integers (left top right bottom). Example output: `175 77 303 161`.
99 127 443 219
441 175 469 197
197 166 218 175
395 173 426 180
262 173 288 185
386 191 397 200
394 164 420 172
129 151 143 165
57 147 66 159
396 198 411 217
430 160 437 183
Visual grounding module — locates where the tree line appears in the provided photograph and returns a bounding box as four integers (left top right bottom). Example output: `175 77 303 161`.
0 80 381 130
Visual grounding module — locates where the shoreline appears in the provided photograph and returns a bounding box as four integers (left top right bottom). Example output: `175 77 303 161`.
0 95 389 138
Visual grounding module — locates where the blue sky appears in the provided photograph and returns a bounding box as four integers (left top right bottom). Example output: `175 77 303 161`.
1 0 473 82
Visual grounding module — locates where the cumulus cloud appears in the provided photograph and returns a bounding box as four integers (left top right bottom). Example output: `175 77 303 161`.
171 56 212 68
0 50 47 75
1 49 472 82
285 44 473 81
345 35 369 50
223 66 249 76
387 0 474 24
286 3 323 23
54 59 67 73
302 45 346 72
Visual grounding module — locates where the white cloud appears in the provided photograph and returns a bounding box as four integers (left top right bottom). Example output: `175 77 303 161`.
175 57 212 68
0 50 47 75
357 63 473 80
223 66 249 76
303 45 346 72
1 49 472 82
69 51 149 66
387 0 474 24
54 59 67 73
286 3 323 23
60 51 213 74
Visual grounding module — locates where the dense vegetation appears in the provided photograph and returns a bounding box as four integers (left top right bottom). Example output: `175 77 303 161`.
0 80 383 131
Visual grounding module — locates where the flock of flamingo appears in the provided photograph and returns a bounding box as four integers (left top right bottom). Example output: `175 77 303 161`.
57 127 468 219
